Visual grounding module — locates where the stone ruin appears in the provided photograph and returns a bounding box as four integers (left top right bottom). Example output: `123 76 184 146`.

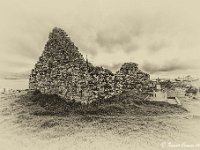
29 27 154 103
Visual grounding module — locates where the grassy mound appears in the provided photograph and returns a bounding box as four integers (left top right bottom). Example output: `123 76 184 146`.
18 90 126 116
17 90 187 116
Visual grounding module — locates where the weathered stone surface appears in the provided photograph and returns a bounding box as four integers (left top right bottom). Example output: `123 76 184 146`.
29 27 153 103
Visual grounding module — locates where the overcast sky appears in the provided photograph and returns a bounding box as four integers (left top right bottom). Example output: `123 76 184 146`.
1 0 200 89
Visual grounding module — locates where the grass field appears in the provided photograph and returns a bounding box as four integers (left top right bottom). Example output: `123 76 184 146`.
0 91 199 150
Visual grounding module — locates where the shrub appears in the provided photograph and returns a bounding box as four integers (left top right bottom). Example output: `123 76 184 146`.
186 87 198 95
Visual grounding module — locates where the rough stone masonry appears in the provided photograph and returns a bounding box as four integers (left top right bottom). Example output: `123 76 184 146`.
29 27 154 103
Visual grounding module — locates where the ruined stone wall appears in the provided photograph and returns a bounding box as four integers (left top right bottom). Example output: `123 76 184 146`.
29 28 154 103
115 63 151 92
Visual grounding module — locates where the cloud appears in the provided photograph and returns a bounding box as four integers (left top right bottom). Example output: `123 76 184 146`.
142 60 192 74
10 39 40 59
76 41 98 57
0 59 31 68
148 40 168 53
93 19 143 54
96 31 131 48
0 72 29 80
95 31 140 54
102 63 122 72
124 43 139 53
